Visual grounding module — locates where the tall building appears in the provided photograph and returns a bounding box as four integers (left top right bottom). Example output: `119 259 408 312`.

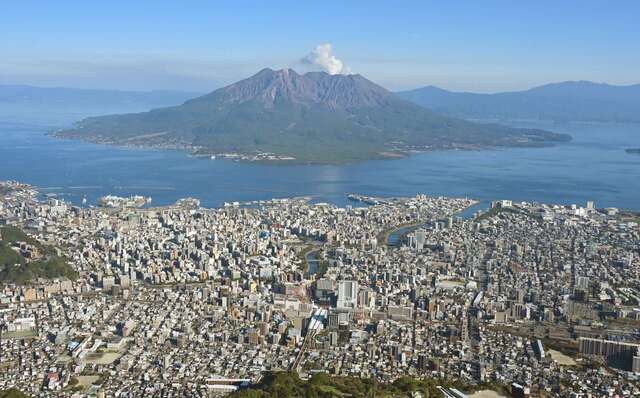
327 312 340 329
579 337 640 370
633 352 640 374
575 276 590 291
337 280 358 309
329 331 339 347
533 339 545 360
415 229 426 250
357 287 375 309
408 229 427 250
417 353 429 370
579 337 639 357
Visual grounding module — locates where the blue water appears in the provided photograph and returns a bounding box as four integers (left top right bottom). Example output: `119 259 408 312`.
0 120 639 210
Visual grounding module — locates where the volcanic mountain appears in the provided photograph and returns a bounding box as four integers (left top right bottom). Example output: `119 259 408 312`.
56 68 570 162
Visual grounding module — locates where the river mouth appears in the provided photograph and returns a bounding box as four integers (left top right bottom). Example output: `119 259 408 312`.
386 201 490 246
387 223 423 247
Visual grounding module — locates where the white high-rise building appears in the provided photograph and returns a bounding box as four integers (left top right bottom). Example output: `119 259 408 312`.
337 280 359 309
415 229 426 250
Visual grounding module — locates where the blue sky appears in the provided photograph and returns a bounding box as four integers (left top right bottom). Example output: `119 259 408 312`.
1 1 638 92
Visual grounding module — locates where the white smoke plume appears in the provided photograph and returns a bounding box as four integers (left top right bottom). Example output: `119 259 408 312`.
301 43 351 75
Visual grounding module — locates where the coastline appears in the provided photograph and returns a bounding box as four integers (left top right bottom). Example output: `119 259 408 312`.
48 130 570 166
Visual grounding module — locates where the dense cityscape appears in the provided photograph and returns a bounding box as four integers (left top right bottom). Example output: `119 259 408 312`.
1 180 639 397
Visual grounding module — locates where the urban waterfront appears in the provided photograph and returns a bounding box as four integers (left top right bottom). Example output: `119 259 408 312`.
0 120 639 211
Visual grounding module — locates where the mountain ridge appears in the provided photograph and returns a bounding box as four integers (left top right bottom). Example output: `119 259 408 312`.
55 69 570 163
186 68 407 109
397 81 640 122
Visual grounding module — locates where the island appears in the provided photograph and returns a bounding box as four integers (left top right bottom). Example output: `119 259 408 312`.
55 68 571 164
626 148 640 154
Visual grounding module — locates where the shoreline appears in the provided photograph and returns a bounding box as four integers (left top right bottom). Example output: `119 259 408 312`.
7 170 640 214
48 129 570 166
1 126 638 212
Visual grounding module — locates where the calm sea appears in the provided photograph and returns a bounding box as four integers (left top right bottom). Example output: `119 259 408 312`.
0 120 639 210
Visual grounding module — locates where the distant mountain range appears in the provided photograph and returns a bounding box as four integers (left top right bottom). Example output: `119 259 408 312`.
0 84 200 126
397 81 640 123
54 68 569 163
5 79 638 128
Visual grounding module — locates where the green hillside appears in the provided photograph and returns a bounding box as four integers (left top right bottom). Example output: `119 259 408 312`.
0 389 31 398
230 371 508 398
0 226 78 284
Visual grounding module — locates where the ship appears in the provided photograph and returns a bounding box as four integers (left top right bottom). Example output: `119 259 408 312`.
97 195 152 208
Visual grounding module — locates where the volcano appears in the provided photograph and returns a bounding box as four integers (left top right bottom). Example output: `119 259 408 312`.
57 68 570 162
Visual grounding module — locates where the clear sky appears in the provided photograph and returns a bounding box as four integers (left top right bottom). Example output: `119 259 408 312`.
1 1 638 92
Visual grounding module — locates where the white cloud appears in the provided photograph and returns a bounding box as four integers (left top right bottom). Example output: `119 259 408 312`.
301 43 351 75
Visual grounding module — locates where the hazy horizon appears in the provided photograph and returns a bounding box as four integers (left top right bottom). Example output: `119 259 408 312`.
3 73 639 97
2 1 639 93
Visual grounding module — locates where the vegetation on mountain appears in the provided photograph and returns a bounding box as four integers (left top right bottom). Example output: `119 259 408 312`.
0 226 78 284
0 389 31 398
229 371 508 398
397 81 640 123
56 68 569 163
476 206 542 223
